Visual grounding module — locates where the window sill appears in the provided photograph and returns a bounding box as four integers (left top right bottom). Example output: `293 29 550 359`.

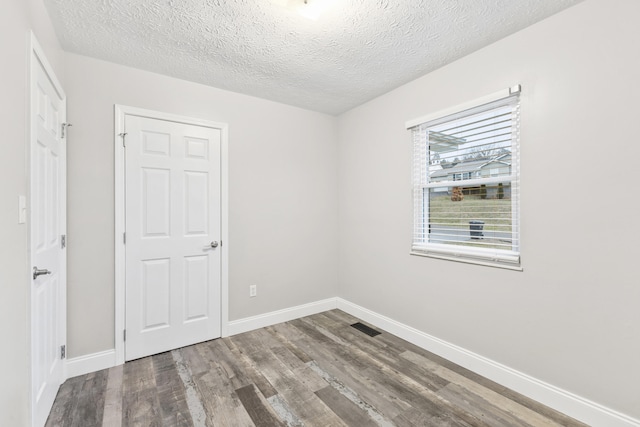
410 250 523 271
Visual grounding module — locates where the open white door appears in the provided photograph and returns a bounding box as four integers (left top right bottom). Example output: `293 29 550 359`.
29 35 67 427
124 114 222 361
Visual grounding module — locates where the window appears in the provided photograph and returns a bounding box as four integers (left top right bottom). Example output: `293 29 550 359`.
407 86 521 269
453 172 472 181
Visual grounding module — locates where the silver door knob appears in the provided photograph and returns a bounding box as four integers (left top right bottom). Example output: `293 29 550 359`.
33 267 52 280
210 241 219 249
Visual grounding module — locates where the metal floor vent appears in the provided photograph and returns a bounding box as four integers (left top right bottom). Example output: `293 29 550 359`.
351 322 381 337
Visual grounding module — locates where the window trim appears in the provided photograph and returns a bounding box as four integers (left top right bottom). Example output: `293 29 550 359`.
405 86 521 129
407 86 522 271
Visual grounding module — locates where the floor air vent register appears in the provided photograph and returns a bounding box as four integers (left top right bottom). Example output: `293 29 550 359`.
350 322 381 337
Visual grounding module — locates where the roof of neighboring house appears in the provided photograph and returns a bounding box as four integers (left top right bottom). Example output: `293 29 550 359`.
430 154 511 178
429 131 466 153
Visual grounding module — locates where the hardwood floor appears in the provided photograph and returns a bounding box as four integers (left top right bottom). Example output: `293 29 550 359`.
46 310 587 426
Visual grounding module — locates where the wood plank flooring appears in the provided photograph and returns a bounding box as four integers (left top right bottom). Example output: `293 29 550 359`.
46 310 588 427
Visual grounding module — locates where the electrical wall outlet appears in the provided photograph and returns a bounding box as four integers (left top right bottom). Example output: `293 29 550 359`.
249 285 257 297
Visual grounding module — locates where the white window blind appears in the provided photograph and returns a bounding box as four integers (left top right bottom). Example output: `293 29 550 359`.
409 88 521 268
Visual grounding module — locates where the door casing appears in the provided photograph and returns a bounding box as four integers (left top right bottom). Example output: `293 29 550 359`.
114 105 229 365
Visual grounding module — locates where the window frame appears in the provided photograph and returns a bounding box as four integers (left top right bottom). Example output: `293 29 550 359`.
406 86 522 270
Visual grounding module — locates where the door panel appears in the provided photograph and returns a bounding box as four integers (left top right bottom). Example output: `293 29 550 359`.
125 115 221 361
184 255 209 321
142 258 171 330
31 50 66 427
185 171 209 235
142 167 171 236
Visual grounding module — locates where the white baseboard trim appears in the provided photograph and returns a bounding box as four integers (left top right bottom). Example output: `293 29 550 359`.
65 349 117 379
61 298 639 427
336 298 639 427
63 298 339 379
226 297 338 337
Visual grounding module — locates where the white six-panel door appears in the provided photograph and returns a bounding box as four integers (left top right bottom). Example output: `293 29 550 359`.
124 115 222 361
30 39 67 427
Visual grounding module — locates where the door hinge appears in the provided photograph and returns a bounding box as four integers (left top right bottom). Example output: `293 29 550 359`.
123 329 127 342
61 234 66 249
123 232 126 244
60 345 66 359
119 132 127 147
61 123 72 139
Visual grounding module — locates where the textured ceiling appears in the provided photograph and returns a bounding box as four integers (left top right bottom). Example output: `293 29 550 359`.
44 0 582 115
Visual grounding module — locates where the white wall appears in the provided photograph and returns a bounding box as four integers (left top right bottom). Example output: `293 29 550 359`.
337 0 639 419
0 0 65 424
64 53 339 357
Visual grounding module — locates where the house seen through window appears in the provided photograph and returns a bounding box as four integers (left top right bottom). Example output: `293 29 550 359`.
408 87 521 268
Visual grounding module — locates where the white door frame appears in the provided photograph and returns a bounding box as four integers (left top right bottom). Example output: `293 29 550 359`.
114 105 229 365
28 32 67 426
